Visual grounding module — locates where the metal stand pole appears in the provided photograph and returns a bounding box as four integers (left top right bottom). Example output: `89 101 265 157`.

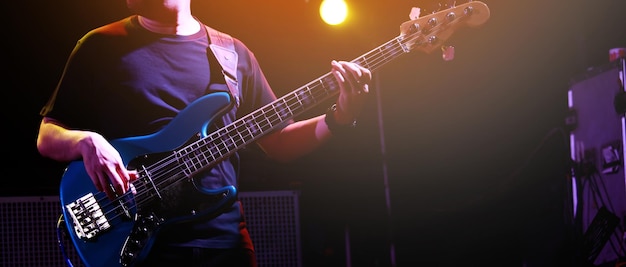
374 72 396 267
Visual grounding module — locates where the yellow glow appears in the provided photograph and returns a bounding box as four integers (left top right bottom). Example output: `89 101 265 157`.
319 0 348 25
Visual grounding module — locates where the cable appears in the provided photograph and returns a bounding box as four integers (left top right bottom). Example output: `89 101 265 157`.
56 214 75 267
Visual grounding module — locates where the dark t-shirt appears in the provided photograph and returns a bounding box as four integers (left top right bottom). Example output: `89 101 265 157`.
41 15 279 249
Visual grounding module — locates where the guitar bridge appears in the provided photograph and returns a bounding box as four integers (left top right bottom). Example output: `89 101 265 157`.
65 193 111 240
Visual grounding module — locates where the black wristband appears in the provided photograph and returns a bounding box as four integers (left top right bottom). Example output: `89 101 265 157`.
325 104 357 135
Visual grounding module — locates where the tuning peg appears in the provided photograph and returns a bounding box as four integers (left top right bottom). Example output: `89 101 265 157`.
442 45 455 61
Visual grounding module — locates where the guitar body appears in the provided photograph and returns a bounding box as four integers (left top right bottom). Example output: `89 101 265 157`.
60 92 238 267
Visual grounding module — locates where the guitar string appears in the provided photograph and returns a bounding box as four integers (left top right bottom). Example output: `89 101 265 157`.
123 19 428 201
81 8 468 228
89 29 424 225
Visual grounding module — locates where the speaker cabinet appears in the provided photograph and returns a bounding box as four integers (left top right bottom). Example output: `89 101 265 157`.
0 191 301 267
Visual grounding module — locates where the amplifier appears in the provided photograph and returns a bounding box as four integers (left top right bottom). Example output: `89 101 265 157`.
568 58 626 265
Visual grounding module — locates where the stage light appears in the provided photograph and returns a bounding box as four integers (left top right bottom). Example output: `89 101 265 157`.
319 0 348 25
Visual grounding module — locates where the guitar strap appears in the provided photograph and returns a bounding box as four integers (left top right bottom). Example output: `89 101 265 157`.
204 25 242 179
205 25 240 108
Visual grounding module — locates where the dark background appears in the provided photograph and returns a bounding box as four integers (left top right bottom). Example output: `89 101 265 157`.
5 0 626 266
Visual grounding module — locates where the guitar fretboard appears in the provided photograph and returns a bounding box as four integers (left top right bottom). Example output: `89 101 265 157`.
175 34 415 177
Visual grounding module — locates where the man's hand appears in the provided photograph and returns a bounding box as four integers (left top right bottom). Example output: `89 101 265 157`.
79 132 137 199
330 60 372 124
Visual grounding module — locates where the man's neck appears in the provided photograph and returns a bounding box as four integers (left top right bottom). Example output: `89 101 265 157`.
137 15 200 36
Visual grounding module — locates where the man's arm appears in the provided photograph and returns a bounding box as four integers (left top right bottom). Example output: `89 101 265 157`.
37 117 135 198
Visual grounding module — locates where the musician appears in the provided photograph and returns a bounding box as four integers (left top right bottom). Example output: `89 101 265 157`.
36 0 371 266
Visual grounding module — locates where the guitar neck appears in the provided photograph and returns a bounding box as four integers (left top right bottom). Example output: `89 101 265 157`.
176 34 411 176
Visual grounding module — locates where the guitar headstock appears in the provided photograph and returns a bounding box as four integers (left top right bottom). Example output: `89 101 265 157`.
399 1 490 54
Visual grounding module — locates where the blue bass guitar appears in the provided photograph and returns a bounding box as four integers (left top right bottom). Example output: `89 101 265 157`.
58 2 489 266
